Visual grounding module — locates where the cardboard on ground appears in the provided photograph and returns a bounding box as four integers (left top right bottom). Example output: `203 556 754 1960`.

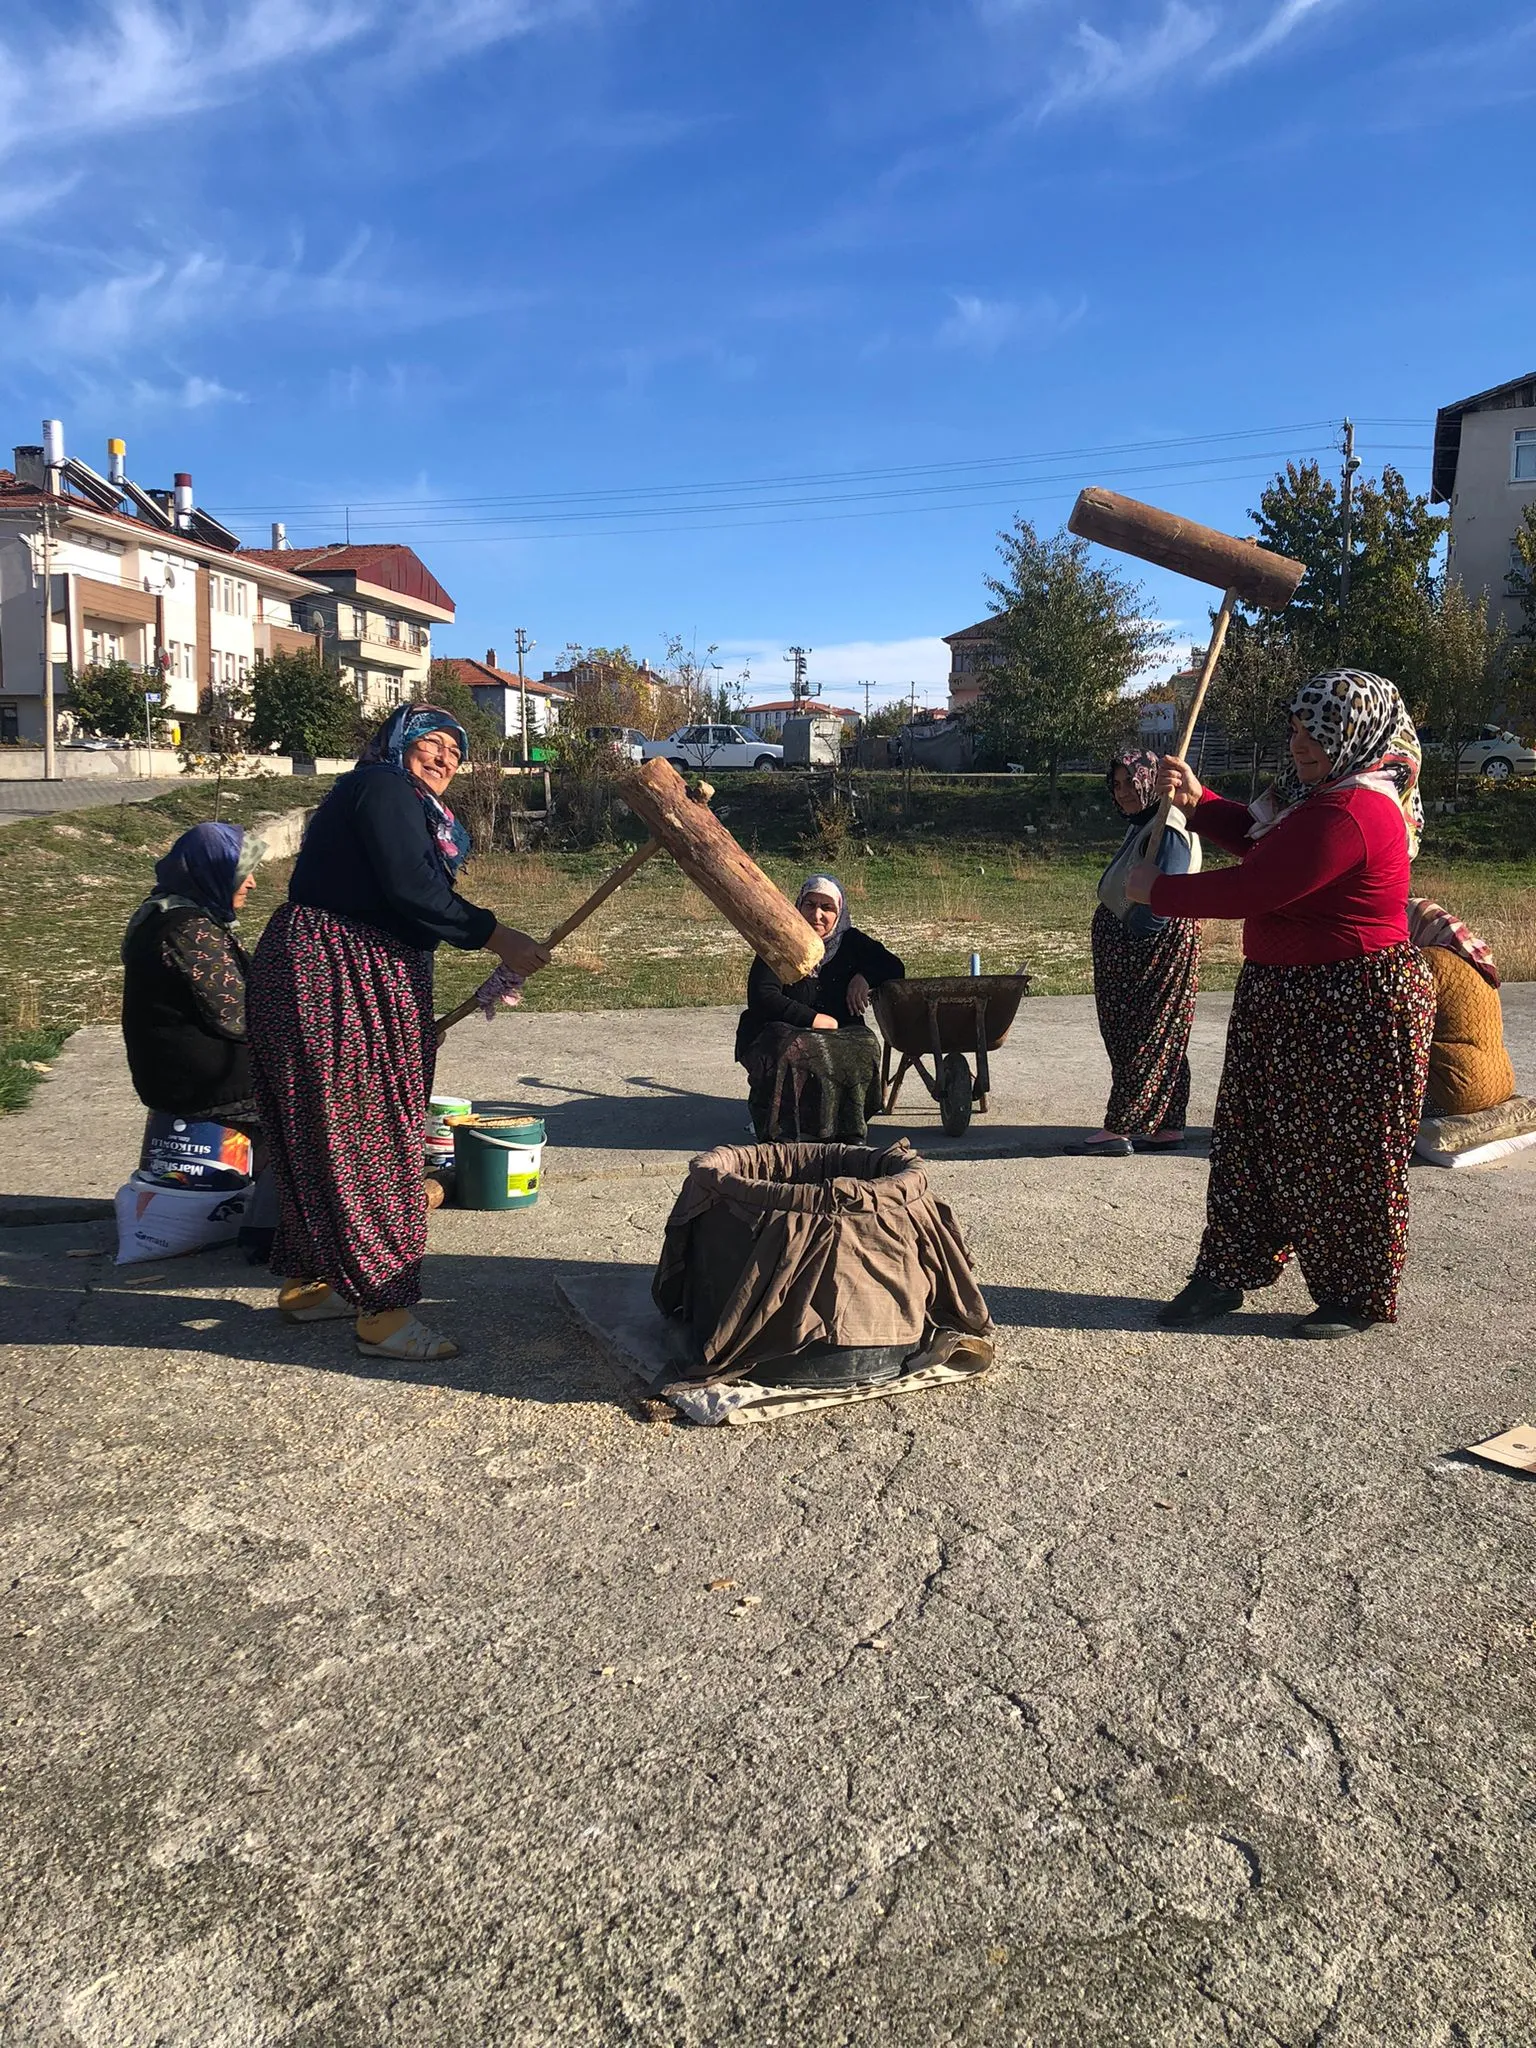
1465 1422 1536 1474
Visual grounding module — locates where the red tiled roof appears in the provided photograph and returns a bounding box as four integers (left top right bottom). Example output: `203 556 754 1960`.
745 699 858 718
236 542 454 613
438 655 569 698
942 618 1001 645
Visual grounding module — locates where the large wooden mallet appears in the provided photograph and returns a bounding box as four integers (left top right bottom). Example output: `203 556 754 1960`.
1067 487 1306 854
434 759 823 1038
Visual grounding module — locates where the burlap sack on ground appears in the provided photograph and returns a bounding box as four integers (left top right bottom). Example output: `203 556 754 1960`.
652 1138 992 1382
1422 945 1516 1116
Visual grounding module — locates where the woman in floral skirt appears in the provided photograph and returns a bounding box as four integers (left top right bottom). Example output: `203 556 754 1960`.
248 704 548 1362
1077 748 1201 1157
1127 670 1434 1340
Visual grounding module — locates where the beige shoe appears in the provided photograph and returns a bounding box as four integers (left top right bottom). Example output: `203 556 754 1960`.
355 1313 460 1361
279 1281 357 1323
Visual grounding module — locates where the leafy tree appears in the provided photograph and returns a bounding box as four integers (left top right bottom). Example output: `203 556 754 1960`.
249 651 361 759
417 660 505 759
1507 502 1536 642
1249 460 1445 678
178 679 252 820
68 660 166 741
1407 577 1511 799
1202 614 1305 796
660 633 750 729
976 516 1168 796
559 644 685 740
861 700 912 739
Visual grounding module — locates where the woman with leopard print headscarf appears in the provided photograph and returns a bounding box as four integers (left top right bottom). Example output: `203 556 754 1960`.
1124 671 1435 1340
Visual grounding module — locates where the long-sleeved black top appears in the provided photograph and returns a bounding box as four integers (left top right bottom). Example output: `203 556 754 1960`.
287 765 497 953
122 905 255 1119
735 925 905 1063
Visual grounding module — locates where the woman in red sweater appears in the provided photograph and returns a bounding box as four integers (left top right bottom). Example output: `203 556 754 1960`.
1126 669 1434 1338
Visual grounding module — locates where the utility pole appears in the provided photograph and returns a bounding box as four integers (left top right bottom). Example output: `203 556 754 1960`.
40 495 56 780
514 627 534 765
1338 417 1359 658
785 645 810 709
861 678 872 726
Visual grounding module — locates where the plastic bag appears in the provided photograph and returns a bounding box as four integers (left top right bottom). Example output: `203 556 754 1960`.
114 1171 248 1265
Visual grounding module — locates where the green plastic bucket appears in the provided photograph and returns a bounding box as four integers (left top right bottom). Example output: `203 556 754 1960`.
451 1113 546 1211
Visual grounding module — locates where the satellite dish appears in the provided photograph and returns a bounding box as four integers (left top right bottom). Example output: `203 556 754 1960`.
305 611 326 633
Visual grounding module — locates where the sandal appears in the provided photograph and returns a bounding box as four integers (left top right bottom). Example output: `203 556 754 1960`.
355 1314 460 1362
280 1283 357 1323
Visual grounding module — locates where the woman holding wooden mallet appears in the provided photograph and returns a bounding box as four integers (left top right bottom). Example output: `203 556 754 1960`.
1125 670 1434 1339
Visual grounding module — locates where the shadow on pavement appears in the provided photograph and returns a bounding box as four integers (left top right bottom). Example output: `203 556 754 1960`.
984 1282 1302 1338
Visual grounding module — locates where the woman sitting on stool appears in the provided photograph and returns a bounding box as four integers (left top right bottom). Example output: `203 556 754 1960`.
1127 670 1434 1340
735 874 904 1140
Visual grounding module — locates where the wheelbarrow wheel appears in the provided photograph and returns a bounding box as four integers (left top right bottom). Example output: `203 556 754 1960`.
939 1051 973 1137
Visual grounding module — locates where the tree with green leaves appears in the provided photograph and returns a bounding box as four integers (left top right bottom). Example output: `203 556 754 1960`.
67 660 166 741
976 516 1168 796
1407 577 1512 799
1249 459 1445 678
1507 501 1536 642
249 651 361 759
1202 613 1305 796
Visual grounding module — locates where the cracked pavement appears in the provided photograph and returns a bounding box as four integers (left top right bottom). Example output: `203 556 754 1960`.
2 997 1535 2045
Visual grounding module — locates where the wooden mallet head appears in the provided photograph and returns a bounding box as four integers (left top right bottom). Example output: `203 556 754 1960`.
1068 488 1305 611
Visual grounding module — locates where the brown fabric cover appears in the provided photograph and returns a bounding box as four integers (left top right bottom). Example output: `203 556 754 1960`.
653 1138 992 1382
1416 1095 1536 1160
1422 945 1515 1117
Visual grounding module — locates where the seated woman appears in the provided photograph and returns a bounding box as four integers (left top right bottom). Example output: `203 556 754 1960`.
1407 897 1515 1118
121 821 266 1129
735 874 904 1140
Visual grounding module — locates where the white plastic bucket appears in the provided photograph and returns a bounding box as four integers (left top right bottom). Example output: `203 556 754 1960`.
425 1094 471 1173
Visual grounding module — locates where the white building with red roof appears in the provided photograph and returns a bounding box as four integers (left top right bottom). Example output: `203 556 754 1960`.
434 652 572 744
235 538 456 713
0 419 328 747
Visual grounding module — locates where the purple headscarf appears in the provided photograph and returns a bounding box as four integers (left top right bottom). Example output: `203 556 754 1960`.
1107 748 1160 821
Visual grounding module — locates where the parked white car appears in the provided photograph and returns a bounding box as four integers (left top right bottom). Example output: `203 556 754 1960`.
642 724 783 771
1420 725 1536 781
585 725 646 765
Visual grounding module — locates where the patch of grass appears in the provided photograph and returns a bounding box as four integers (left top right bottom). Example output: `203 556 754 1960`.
2 777 1535 1110
0 1023 72 1114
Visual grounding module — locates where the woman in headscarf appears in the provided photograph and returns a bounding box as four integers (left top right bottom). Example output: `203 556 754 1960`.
735 875 904 1139
1126 669 1434 1338
247 704 549 1362
121 822 266 1126
1077 747 1201 1156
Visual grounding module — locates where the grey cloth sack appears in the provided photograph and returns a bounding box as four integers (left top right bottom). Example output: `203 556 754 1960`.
1097 806 1201 921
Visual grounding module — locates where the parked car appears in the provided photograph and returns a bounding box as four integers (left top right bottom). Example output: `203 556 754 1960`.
642 724 783 771
1418 725 1536 781
585 725 646 765
63 737 126 751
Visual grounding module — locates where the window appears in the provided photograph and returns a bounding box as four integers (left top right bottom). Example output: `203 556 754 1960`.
0 705 17 743
411 624 428 651
1514 431 1536 482
387 617 401 646
351 607 366 638
223 577 235 612
237 655 249 683
208 575 220 613
224 652 236 684
85 625 123 666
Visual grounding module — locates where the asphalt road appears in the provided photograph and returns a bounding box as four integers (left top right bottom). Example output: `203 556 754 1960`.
2 996 1534 2044
0 775 187 826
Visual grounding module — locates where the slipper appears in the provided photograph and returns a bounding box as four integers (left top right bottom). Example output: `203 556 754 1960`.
280 1285 357 1324
1065 1134 1132 1157
1131 1132 1186 1151
355 1314 460 1362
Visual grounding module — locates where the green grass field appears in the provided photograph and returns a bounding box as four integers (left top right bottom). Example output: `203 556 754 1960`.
1 773 1532 1111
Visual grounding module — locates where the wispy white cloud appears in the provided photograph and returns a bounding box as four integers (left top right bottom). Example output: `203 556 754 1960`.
0 242 528 374
0 0 597 189
1040 3 1220 115
131 374 249 410
937 290 1087 353
1208 0 1346 76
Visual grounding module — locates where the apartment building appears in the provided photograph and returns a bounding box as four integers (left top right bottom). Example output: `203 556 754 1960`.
739 698 857 735
0 420 327 745
236 538 454 712
1432 372 1536 634
942 619 1003 711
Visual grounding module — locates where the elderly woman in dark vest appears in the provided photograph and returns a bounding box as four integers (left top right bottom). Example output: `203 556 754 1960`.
121 821 266 1127
248 705 548 1362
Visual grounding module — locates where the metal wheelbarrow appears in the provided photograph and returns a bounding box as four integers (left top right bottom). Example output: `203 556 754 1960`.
872 974 1031 1138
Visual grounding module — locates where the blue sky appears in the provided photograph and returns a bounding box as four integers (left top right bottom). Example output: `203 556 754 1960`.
1 0 1530 708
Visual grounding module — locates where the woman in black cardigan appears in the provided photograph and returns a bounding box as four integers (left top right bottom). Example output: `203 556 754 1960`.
736 874 904 1137
248 705 548 1362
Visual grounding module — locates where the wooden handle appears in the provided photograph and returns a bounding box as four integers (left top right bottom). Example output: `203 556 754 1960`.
434 783 715 1040
1136 585 1238 864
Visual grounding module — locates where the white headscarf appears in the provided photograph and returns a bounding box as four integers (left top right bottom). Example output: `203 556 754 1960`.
797 874 850 966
